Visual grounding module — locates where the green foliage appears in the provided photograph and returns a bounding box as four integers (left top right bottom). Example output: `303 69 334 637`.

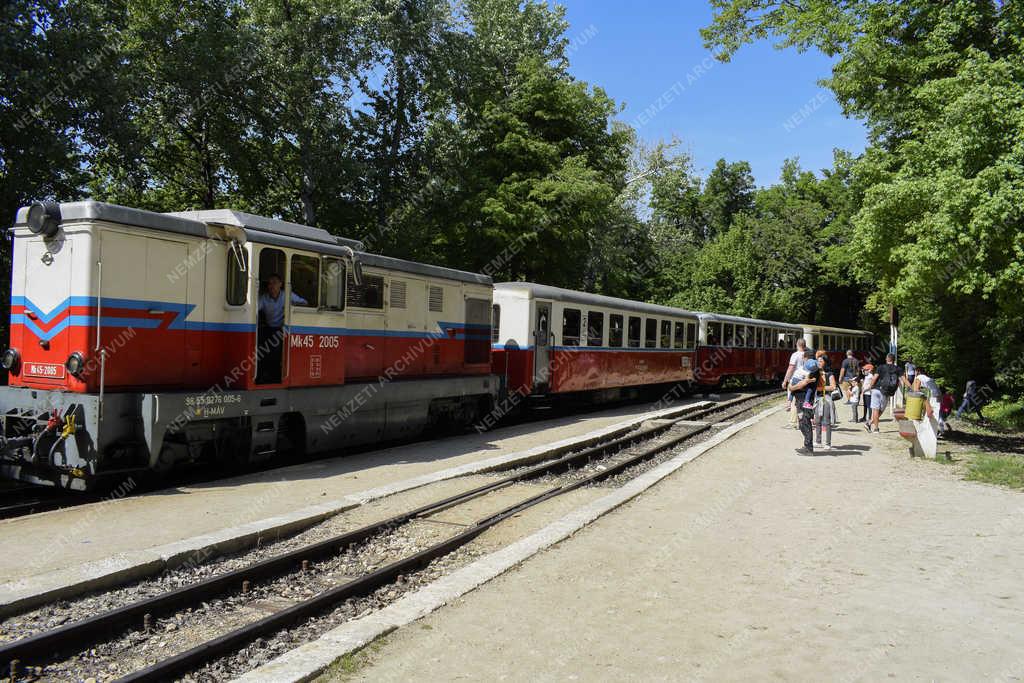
702 0 1024 391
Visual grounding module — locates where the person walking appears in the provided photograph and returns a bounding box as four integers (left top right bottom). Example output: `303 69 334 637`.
859 364 876 423
875 353 907 421
955 379 986 421
782 338 808 429
838 349 860 403
813 352 839 450
940 388 955 432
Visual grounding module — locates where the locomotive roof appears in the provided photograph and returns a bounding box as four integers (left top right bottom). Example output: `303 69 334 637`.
14 201 491 286
169 209 366 251
495 282 700 319
697 311 804 331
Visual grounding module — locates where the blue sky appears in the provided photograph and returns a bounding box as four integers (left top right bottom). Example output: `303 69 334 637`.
560 1 867 186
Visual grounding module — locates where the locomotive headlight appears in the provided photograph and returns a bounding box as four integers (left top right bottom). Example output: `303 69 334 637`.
26 201 61 237
1 348 19 370
65 351 85 376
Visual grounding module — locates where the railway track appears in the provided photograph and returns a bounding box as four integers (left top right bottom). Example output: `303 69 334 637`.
0 391 773 682
0 488 87 521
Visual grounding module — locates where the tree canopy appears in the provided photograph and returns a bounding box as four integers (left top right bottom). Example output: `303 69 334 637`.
2 0 1021 394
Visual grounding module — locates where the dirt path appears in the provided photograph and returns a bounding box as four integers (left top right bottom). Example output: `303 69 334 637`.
327 408 1024 681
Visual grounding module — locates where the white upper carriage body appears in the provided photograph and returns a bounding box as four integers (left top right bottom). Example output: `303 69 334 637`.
492 282 700 350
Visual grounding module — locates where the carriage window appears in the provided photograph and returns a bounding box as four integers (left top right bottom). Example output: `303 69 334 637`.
673 322 685 349
609 314 624 347
628 316 642 348
707 322 721 346
492 304 501 343
660 320 671 348
562 308 581 346
745 325 755 347
778 331 786 348
347 272 384 309
645 319 657 348
320 258 345 310
725 324 736 347
290 254 319 308
226 245 248 306
812 334 820 350
688 322 697 348
587 312 604 346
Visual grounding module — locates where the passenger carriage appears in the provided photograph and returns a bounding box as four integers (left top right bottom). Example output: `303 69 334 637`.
0 201 495 489
801 325 874 370
491 283 700 400
695 313 804 386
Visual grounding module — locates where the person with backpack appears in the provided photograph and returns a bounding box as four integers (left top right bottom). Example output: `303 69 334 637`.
875 353 907 421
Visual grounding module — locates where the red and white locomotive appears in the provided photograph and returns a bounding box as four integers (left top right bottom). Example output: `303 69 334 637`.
1 201 494 489
0 201 875 490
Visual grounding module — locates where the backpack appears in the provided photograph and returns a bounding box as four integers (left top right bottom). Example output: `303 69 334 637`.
880 366 900 394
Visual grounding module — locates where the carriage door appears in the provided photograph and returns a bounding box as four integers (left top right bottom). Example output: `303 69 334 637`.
533 302 552 391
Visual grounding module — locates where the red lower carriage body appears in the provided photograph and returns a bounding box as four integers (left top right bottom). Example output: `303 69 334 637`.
694 345 794 386
494 346 696 396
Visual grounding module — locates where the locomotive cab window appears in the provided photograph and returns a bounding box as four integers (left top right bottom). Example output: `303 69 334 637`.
609 314 624 347
627 316 641 348
290 254 319 308
226 244 248 306
320 257 345 311
562 308 581 346
587 312 604 346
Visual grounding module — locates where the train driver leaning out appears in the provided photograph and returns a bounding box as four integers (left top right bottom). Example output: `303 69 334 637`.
256 274 307 383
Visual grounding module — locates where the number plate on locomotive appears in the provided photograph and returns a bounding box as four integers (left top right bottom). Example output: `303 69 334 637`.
24 362 66 379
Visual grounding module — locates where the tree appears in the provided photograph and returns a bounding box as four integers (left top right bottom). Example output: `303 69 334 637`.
700 158 755 240
702 0 1024 391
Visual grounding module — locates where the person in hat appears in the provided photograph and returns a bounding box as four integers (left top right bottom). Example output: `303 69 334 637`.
860 363 876 424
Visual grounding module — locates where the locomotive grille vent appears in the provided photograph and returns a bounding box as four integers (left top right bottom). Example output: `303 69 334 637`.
389 280 407 309
428 286 444 312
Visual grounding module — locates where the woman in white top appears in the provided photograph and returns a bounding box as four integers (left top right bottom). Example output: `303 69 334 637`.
913 367 945 432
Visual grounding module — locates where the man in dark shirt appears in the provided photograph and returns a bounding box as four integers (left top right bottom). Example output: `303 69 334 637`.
875 353 907 419
838 350 860 403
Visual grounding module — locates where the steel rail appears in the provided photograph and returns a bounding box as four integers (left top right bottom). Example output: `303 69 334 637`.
0 392 770 677
116 392 770 682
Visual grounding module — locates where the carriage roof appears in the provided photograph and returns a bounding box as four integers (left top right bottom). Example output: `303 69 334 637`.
697 311 803 331
495 282 700 320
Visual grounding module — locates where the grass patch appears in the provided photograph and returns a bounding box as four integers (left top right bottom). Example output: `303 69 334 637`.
983 399 1024 432
964 452 1024 490
315 639 386 681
